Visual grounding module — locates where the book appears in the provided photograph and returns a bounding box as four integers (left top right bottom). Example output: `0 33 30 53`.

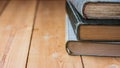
66 1 120 42
66 41 120 56
66 15 120 56
67 0 120 19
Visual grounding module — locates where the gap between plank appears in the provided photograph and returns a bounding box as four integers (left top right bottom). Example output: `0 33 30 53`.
25 1 39 68
80 56 85 68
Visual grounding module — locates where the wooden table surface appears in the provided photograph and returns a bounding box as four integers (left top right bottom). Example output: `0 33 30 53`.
0 0 120 68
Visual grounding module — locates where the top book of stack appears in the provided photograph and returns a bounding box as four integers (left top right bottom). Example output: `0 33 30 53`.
67 0 120 19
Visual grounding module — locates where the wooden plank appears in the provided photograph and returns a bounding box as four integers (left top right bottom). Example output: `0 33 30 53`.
0 0 36 68
82 56 120 68
27 1 83 68
0 0 8 16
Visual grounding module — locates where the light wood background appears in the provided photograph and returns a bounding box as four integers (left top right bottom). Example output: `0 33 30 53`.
0 0 120 68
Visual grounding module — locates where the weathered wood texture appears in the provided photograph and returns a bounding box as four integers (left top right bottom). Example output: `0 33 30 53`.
27 1 82 68
82 56 120 68
0 0 36 68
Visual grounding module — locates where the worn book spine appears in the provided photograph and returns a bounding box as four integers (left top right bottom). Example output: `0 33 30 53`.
66 41 120 56
67 0 120 19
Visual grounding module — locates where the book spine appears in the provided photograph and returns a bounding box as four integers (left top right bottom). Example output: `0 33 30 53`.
66 41 120 56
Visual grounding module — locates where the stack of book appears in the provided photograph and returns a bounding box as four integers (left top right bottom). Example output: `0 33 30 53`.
66 0 120 56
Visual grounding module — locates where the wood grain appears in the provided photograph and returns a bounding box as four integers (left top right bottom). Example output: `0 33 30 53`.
0 0 8 16
27 1 83 68
82 56 120 68
0 0 36 68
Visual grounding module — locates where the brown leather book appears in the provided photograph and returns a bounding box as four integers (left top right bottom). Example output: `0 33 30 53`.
67 0 120 19
66 1 120 42
66 41 120 56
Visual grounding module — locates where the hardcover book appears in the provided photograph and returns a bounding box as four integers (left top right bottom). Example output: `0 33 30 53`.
66 1 120 42
67 0 120 19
